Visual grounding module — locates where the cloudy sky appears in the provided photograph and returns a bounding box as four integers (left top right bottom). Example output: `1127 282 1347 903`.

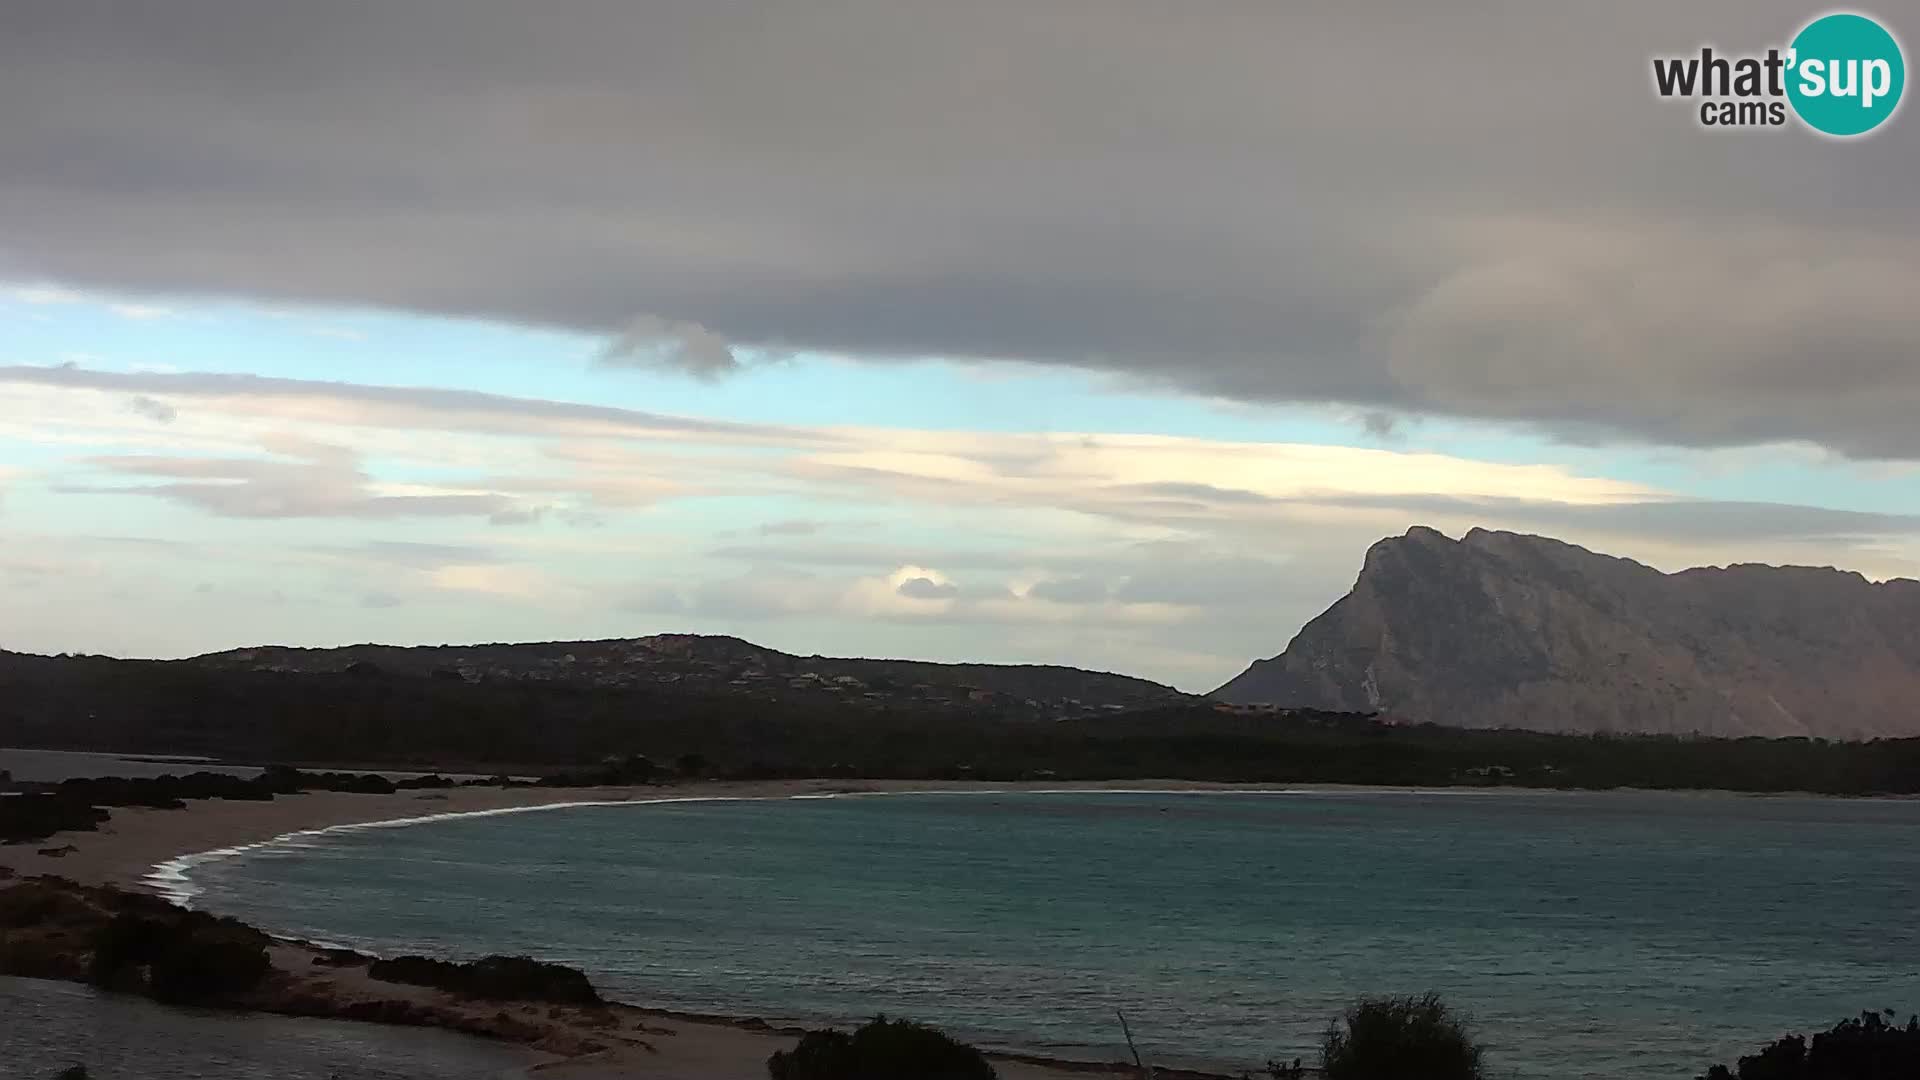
3 1 1917 689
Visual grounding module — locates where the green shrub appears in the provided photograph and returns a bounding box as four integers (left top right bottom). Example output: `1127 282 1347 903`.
767 1016 997 1080
1321 994 1484 1080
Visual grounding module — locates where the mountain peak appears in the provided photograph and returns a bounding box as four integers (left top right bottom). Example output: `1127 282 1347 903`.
1214 529 1920 738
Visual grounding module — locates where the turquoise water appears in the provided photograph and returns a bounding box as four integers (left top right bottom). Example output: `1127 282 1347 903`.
182 790 1920 1078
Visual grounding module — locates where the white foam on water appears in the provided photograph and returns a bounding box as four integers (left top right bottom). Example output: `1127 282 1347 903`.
142 784 1544 906
143 793 749 906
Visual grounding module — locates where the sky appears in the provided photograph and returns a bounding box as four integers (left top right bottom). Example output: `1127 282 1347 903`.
2 1 1918 691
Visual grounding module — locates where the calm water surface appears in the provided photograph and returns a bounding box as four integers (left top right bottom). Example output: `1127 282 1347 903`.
1 975 537 1079
183 790 1920 1078
0 747 262 782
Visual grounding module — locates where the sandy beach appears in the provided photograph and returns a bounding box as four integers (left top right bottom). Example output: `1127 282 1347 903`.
0 776 1290 893
2 778 1256 1079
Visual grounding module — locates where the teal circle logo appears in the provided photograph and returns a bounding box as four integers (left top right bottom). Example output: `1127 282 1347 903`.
1787 12 1905 136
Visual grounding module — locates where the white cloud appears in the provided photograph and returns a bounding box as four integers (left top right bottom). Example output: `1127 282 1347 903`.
7 283 85 305
108 302 174 320
4 282 173 320
5 363 1920 688
428 563 550 599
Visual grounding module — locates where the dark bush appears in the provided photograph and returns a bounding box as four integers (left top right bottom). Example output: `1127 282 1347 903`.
367 953 463 990
767 1016 997 1080
87 913 168 986
1321 994 1484 1080
147 935 271 1002
1702 1010 1920 1080
395 773 455 789
85 908 271 1002
0 795 112 844
368 953 600 1005
1 933 84 979
464 955 598 1005
0 880 96 929
538 753 665 788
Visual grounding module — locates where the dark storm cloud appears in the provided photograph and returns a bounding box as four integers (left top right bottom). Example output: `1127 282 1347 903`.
4 2 1918 455
599 315 746 379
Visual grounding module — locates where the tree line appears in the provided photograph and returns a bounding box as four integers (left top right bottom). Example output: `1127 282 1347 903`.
2 654 1917 795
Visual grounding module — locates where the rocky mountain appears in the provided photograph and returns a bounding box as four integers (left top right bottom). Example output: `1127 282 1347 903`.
1213 526 1920 738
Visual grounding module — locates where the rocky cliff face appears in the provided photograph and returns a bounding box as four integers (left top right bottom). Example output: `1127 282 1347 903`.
1213 527 1920 737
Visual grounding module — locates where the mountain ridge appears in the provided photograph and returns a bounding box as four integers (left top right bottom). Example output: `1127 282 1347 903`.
188 632 1189 712
1213 526 1920 738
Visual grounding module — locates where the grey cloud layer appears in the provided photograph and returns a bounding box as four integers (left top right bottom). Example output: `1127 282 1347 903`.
0 365 823 443
5 3 1917 455
69 446 515 520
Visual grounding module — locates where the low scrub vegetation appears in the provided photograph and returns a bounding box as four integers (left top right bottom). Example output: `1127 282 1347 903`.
0 768 423 845
367 952 601 1006
0 878 270 1002
87 908 272 1002
9 647 1920 795
1702 1010 1920 1080
0 795 111 844
1319 993 1484 1080
767 1016 998 1080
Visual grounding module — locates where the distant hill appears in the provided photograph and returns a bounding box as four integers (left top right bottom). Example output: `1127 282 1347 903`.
7 638 1920 794
1214 526 1920 738
193 633 1189 712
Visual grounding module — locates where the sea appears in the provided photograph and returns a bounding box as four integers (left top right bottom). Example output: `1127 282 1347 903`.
2 748 543 1079
166 789 1920 1079
0 747 264 783
0 747 525 785
1 975 539 1079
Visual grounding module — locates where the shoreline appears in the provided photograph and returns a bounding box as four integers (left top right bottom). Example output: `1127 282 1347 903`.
8 774 1688 897
7 776 1895 1078
3 778 1292 1079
